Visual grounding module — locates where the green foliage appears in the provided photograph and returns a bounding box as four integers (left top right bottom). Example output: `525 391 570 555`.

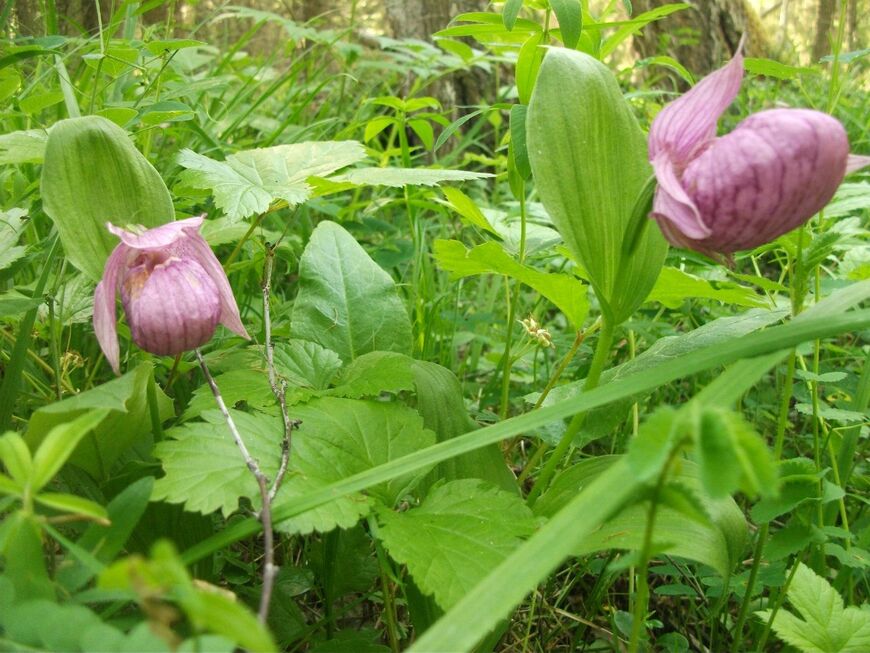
377 479 536 609
527 48 667 324
291 221 413 362
434 239 589 327
41 116 174 280
25 363 173 480
758 563 870 653
177 141 366 223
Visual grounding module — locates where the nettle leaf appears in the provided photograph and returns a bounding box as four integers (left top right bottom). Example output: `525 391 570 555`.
153 410 283 516
434 239 589 328
647 267 768 309
177 141 366 223
182 368 275 420
376 479 536 609
273 340 343 390
0 208 28 272
274 397 436 535
758 562 870 653
330 167 492 188
326 351 415 398
291 221 412 362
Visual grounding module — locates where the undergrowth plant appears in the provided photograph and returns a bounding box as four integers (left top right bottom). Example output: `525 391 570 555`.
1 1 869 652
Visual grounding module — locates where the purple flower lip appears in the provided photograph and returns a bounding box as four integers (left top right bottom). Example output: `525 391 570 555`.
93 215 250 374
648 39 870 255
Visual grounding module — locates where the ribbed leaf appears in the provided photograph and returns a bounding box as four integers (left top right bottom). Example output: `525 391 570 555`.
41 116 174 280
527 49 667 323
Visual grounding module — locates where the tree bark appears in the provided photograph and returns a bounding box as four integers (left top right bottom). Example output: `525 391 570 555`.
384 0 490 113
812 0 837 61
631 0 769 78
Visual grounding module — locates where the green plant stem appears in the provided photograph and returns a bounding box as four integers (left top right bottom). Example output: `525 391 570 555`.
369 517 401 652
500 189 530 419
0 235 60 430
526 318 615 506
628 452 676 653
731 349 796 652
516 326 593 485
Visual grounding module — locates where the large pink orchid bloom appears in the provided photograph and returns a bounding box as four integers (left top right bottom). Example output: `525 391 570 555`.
648 42 870 255
93 216 250 374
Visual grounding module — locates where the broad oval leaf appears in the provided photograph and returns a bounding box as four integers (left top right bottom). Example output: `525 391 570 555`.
41 116 174 280
291 221 412 362
527 49 667 324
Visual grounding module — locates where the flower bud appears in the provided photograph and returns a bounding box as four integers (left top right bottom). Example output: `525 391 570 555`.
649 40 870 255
94 216 249 373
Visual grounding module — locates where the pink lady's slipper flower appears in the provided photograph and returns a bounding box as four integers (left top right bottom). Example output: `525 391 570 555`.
93 215 250 374
649 42 870 255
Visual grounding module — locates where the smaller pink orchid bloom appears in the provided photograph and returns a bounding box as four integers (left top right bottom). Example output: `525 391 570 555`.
648 41 870 255
93 215 250 374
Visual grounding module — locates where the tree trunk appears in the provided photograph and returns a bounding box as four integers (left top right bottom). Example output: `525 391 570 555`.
384 0 489 113
812 0 837 61
631 0 769 78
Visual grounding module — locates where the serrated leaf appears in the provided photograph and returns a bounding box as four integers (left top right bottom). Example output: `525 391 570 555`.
434 239 589 327
291 221 412 362
273 340 343 390
0 208 28 273
152 410 283 516
758 562 870 653
177 141 366 222
274 397 436 534
327 351 415 399
377 479 536 609
330 167 491 188
182 369 275 420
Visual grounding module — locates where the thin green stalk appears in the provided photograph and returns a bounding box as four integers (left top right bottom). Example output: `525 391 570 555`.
499 281 519 419
516 326 594 485
731 350 796 652
628 453 676 653
369 517 401 652
526 318 615 506
0 235 60 430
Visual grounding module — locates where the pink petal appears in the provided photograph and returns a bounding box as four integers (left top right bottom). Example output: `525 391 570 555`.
121 258 221 356
846 154 870 174
93 245 128 374
650 152 712 240
649 36 746 164
681 108 849 252
107 215 204 250
184 232 250 340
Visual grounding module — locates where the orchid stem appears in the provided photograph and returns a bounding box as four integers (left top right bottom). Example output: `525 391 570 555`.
195 348 277 624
